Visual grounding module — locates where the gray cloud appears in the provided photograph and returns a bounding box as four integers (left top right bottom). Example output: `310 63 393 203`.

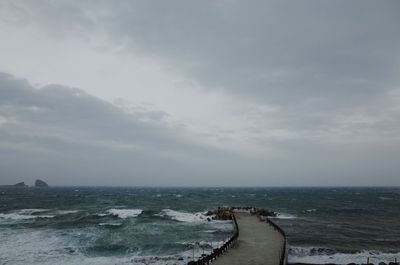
0 73 243 185
99 1 400 106
0 1 400 186
4 1 400 134
1 72 399 187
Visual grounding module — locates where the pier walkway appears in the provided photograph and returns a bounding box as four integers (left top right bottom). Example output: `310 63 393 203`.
212 211 285 265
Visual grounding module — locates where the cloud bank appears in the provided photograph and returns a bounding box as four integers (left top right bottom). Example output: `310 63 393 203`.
0 1 400 186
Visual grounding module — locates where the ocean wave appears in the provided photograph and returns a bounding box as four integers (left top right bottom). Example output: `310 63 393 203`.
179 239 226 249
0 228 192 265
156 209 210 223
177 240 234 261
0 209 55 221
289 246 400 264
0 213 38 220
272 212 297 219
98 222 123 227
18 209 49 214
106 209 143 219
97 213 108 217
56 210 80 215
303 209 317 213
379 196 394 201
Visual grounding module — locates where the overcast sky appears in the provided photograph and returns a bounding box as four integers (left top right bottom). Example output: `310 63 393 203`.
0 0 399 186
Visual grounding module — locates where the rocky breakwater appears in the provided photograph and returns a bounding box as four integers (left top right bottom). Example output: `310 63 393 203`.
204 207 278 221
205 207 235 221
230 206 278 217
252 207 278 217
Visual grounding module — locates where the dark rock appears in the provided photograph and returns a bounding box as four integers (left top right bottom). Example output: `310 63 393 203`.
254 208 277 217
379 262 387 265
348 263 358 265
205 210 214 216
14 182 28 187
35 179 48 187
214 208 233 220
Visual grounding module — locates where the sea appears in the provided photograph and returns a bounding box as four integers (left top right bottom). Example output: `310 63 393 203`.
0 187 399 265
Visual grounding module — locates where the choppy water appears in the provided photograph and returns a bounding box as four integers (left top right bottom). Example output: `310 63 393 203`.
0 187 399 265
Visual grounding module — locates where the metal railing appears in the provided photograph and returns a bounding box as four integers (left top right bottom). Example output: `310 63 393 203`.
187 210 239 265
187 206 287 265
265 216 288 265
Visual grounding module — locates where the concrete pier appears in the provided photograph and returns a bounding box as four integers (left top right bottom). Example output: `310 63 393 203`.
211 211 285 265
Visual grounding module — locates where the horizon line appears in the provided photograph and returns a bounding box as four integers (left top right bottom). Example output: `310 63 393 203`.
1 184 399 188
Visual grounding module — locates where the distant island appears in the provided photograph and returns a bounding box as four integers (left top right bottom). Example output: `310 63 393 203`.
14 182 28 187
0 179 49 187
35 179 49 187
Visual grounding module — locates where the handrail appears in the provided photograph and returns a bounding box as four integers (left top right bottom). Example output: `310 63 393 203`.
265 216 288 265
187 206 288 265
188 209 239 265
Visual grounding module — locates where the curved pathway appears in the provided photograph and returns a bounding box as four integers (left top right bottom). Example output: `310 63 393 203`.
212 211 285 265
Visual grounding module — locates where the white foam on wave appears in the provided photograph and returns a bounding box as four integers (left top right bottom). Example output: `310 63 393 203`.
0 227 189 265
304 209 317 213
98 222 122 227
107 209 143 219
156 209 210 223
0 223 223 265
0 228 82 265
177 240 232 261
0 213 38 220
0 228 186 265
289 246 400 265
0 209 55 221
272 213 297 219
18 209 49 214
56 210 80 215
35 214 55 218
179 239 227 248
0 209 82 221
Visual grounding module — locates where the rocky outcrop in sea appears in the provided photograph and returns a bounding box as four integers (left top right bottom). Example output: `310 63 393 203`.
14 182 28 187
35 179 49 187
